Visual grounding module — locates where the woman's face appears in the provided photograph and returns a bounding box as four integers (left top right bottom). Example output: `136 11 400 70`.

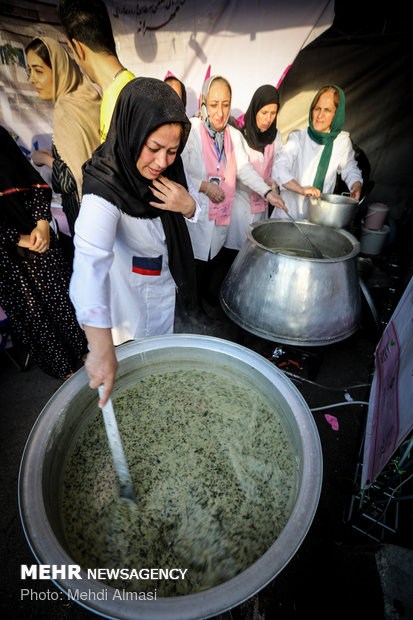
136 123 181 180
256 103 278 132
311 91 337 133
27 50 53 101
207 81 231 132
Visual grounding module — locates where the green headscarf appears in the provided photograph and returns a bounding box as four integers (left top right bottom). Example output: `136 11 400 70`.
307 85 345 191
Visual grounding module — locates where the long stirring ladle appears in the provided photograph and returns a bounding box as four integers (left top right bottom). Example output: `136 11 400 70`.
285 210 323 258
98 385 137 504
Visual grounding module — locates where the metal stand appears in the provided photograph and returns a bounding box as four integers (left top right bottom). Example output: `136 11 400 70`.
268 343 325 381
346 432 413 542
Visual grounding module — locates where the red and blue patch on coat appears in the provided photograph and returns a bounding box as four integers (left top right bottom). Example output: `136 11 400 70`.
132 255 163 276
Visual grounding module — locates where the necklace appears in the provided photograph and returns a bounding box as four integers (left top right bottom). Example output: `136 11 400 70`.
113 67 126 81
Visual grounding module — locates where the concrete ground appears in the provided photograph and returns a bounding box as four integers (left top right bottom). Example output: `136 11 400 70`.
1 266 412 620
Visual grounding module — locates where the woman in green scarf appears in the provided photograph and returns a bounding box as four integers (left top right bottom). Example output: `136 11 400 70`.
271 85 363 219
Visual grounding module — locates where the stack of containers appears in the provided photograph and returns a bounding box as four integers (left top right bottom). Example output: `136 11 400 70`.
360 202 389 255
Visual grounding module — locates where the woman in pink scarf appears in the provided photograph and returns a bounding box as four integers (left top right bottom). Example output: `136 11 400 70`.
181 76 286 311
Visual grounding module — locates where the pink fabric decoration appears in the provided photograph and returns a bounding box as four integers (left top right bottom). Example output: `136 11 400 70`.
324 414 339 431
200 124 236 226
198 65 212 108
236 113 245 128
164 70 175 80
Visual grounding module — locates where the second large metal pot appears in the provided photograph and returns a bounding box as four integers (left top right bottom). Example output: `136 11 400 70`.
308 193 359 228
220 220 361 346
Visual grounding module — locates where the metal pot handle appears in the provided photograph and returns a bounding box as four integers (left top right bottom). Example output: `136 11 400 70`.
342 190 365 206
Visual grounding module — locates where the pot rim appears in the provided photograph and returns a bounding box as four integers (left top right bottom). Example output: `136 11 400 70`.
246 219 360 261
18 334 323 620
310 192 359 205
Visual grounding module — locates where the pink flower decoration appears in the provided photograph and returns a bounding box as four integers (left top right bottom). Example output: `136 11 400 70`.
236 113 245 128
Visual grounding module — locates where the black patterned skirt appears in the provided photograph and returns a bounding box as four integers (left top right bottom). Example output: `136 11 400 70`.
0 241 88 378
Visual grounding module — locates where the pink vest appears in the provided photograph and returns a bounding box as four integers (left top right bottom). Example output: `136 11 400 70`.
248 142 275 213
200 124 237 226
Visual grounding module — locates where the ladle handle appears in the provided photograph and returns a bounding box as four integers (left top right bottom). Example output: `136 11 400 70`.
285 211 323 258
98 386 136 502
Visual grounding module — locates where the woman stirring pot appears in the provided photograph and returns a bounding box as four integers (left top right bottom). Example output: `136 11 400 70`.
272 84 362 219
69 78 197 406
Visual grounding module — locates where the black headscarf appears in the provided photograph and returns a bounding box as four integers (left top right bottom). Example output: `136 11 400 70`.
242 85 280 153
0 126 52 233
82 77 196 304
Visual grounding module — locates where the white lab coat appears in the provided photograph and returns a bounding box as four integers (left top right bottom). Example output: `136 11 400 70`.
181 117 273 260
225 131 283 251
70 194 197 346
271 128 363 219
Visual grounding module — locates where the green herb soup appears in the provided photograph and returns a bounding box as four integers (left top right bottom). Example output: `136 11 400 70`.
61 369 296 596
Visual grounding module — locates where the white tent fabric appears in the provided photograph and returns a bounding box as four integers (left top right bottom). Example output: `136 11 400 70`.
108 0 334 117
0 0 334 152
1 1 411 220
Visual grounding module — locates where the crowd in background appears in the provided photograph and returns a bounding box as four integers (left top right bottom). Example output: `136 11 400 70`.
0 0 363 404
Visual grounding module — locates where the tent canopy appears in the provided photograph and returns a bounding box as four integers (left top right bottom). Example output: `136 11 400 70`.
1 0 411 217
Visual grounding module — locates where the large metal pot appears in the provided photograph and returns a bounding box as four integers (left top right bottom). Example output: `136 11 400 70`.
220 220 361 346
19 334 322 620
308 193 359 228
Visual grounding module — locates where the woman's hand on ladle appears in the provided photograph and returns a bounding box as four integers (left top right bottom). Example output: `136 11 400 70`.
83 326 118 407
267 190 288 212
